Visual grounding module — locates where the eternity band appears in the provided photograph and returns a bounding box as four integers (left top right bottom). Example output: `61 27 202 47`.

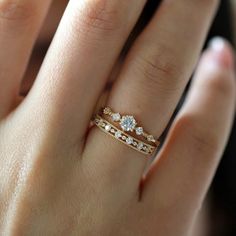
93 115 157 156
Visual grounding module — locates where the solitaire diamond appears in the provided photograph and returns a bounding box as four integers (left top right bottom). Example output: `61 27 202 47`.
126 137 133 145
112 113 121 122
135 127 143 135
120 116 137 132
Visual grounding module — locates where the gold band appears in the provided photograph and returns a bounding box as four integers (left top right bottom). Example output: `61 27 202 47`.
103 107 159 146
93 115 157 156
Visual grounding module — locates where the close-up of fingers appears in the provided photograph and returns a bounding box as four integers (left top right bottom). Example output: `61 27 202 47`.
141 38 236 235
85 0 220 194
0 0 52 118
0 0 235 235
23 0 147 146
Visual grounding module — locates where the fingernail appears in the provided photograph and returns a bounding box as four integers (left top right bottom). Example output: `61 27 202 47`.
209 37 225 52
208 37 235 69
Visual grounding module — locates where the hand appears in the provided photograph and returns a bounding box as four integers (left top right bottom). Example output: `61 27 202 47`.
0 0 235 235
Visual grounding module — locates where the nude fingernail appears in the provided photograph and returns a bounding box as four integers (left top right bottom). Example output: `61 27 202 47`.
208 37 235 69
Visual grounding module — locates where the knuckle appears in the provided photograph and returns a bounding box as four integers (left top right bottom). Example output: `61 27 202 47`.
0 0 35 23
73 0 121 35
175 114 220 154
133 53 182 93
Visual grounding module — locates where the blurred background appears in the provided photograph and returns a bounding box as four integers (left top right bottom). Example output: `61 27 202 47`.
132 2 236 234
197 1 236 236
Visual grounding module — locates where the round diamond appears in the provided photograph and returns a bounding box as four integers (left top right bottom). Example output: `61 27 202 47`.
137 143 144 150
98 120 103 126
104 107 111 115
115 131 122 139
147 135 155 142
105 124 111 131
120 116 137 132
126 137 133 145
112 113 121 122
135 127 143 135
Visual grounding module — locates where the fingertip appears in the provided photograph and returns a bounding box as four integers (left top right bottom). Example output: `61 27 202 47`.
196 37 236 98
207 37 235 69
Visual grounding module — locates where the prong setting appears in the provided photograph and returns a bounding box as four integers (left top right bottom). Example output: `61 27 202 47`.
102 107 158 145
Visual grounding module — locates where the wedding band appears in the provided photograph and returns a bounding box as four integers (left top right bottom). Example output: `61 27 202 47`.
93 115 157 156
103 107 159 145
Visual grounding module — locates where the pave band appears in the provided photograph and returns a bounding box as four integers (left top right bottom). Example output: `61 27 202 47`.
103 107 159 146
93 115 157 155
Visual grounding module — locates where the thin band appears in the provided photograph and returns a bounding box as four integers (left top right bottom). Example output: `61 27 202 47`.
93 115 157 156
103 107 159 145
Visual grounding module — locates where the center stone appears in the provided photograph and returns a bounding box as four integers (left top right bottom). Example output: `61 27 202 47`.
120 116 137 132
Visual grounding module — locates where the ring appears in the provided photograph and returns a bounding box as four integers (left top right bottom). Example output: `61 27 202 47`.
103 107 159 145
93 115 158 156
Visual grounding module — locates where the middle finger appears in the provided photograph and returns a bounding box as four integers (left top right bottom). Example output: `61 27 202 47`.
24 0 147 145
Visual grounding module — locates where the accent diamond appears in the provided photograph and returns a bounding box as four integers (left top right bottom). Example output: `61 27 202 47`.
126 137 133 145
137 143 144 150
112 113 121 122
147 135 155 142
98 120 103 126
135 127 143 135
104 107 111 115
120 116 137 132
105 124 111 131
115 131 122 139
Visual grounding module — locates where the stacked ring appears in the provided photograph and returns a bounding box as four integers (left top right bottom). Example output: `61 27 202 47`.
93 115 157 155
103 107 158 145
92 107 160 156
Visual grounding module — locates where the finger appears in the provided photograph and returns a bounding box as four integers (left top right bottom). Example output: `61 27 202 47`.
141 39 236 234
86 0 219 190
0 0 52 118
26 0 147 143
109 0 219 135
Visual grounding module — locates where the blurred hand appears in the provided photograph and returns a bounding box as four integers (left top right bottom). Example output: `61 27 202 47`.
0 0 235 235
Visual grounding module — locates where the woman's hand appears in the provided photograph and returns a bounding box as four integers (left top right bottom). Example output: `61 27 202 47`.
0 0 235 235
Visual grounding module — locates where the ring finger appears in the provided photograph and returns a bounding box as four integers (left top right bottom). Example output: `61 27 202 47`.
85 0 220 193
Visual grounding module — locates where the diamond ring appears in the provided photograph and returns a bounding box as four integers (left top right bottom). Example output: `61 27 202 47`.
103 107 159 146
93 115 157 155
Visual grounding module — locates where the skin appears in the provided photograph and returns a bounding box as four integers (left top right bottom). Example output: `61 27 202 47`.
0 0 235 235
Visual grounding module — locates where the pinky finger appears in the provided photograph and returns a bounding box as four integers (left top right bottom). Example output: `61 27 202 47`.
141 38 236 235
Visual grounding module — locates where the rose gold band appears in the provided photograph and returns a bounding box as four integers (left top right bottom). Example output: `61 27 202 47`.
93 114 158 156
